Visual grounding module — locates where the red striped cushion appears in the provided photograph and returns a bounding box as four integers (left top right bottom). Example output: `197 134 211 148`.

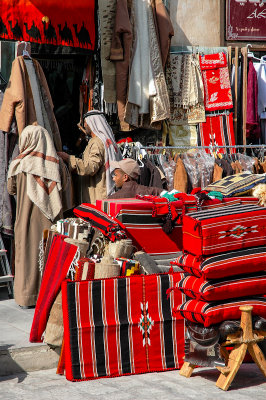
173 297 266 327
177 271 266 301
182 204 266 256
171 247 266 279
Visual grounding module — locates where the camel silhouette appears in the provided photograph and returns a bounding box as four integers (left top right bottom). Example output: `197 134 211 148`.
24 21 41 41
42 20 57 44
8 20 23 40
58 22 74 45
0 17 8 37
73 22 92 47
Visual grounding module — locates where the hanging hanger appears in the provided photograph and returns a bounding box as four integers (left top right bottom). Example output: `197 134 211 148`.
247 43 261 62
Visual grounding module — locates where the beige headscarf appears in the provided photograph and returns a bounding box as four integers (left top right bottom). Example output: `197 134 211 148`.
8 125 62 221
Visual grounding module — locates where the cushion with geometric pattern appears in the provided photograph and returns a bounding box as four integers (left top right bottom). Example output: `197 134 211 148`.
204 172 266 197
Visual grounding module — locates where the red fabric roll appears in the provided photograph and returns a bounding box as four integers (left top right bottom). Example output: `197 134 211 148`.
30 235 79 342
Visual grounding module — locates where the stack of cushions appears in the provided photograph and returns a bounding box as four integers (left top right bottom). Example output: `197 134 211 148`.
172 203 266 327
205 172 266 197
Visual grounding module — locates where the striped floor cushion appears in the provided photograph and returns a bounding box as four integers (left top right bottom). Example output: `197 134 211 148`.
171 246 266 279
182 203 266 256
177 271 266 301
173 297 266 327
61 273 185 381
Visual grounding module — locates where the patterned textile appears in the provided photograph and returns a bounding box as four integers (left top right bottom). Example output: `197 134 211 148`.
75 258 95 281
166 53 205 124
84 110 123 196
29 235 79 342
97 198 157 217
8 125 62 221
198 113 236 154
200 52 233 111
172 246 266 279
166 54 204 109
182 203 266 256
115 258 140 276
62 273 185 381
96 198 183 254
177 271 266 302
0 1 96 50
73 203 127 242
174 297 266 327
168 124 198 151
205 172 266 196
116 208 183 255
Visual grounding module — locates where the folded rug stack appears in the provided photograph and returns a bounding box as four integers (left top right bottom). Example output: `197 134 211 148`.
172 203 266 327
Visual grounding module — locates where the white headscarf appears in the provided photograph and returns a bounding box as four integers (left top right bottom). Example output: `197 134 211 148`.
84 110 122 196
8 125 62 221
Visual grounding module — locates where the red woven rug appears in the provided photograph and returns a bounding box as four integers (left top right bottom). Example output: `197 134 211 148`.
61 273 185 381
30 234 79 343
198 113 236 154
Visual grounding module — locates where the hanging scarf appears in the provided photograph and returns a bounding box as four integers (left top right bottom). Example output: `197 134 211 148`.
8 125 62 221
200 52 233 111
84 110 122 196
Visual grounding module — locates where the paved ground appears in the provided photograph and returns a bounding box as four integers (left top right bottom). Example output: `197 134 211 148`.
0 287 265 399
0 364 266 400
0 287 39 350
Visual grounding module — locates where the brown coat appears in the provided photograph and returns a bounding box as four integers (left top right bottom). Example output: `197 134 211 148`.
69 136 107 205
0 56 62 150
108 180 162 199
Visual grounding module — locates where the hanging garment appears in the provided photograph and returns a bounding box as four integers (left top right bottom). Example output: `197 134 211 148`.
7 125 69 307
125 0 170 128
166 52 205 125
198 113 236 154
139 158 163 189
0 1 96 50
182 150 215 190
254 59 266 118
110 0 133 131
0 90 18 236
200 52 233 111
98 0 117 103
151 0 174 69
246 60 261 141
174 156 188 193
168 124 198 152
0 56 62 150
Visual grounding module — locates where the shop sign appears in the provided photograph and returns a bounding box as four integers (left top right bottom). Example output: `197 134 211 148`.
226 0 266 41
0 0 96 50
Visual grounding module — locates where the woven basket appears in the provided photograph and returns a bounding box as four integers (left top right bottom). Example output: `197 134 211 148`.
94 255 120 279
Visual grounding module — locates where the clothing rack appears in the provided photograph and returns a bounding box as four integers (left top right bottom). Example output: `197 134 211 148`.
140 144 266 150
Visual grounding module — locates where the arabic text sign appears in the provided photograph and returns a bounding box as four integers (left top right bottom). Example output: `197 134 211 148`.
226 0 266 41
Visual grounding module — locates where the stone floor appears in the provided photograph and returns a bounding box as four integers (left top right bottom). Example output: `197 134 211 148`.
0 287 265 399
0 365 265 400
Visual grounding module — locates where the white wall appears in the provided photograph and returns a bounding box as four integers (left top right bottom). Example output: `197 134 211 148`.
169 0 224 47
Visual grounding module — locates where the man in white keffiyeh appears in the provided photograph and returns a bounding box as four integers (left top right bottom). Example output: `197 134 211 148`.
58 110 122 204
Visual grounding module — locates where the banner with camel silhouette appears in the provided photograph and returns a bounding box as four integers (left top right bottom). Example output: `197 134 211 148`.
0 0 96 50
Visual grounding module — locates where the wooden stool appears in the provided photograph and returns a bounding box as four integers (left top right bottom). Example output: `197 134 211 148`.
179 306 266 391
